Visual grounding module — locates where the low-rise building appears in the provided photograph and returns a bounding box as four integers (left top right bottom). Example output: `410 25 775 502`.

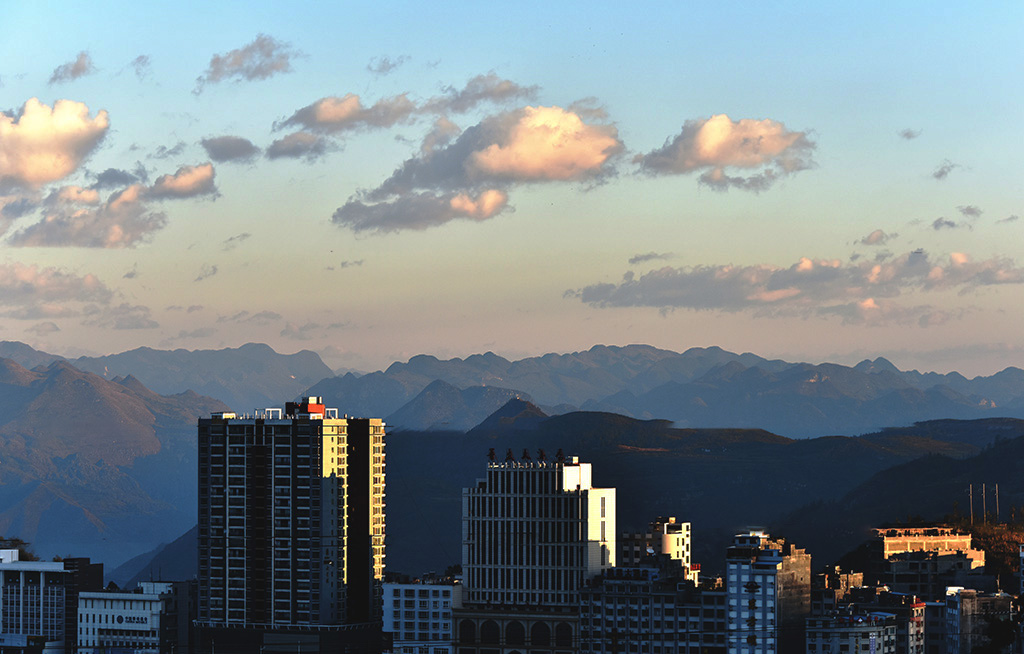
77 582 187 654
580 566 725 654
806 612 897 654
384 581 461 654
0 549 69 652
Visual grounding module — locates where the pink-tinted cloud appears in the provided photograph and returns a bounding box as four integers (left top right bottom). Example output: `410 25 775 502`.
0 262 111 309
46 185 101 206
280 93 418 133
333 190 510 233
149 163 217 199
572 250 1024 325
0 98 109 190
468 106 622 182
859 229 896 246
636 114 814 191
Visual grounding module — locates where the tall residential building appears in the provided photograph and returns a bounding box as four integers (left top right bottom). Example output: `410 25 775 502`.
196 397 385 652
725 530 811 654
455 452 615 654
944 587 1014 654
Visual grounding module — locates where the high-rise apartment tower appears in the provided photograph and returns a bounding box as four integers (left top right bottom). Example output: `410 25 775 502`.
196 397 385 651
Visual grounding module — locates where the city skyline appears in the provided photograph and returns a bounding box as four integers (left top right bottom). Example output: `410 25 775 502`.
1 2 1022 377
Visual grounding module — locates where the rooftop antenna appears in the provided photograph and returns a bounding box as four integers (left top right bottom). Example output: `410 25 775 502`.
521 448 531 461
505 448 515 462
537 449 547 462
555 448 565 463
487 448 495 462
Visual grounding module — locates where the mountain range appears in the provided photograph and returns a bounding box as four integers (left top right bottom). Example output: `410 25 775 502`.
0 339 1021 578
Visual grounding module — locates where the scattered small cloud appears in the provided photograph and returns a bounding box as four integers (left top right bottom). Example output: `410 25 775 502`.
898 128 921 140
49 52 96 84
221 232 251 251
629 252 674 265
997 214 1019 224
123 264 139 279
217 310 282 325
339 259 364 268
194 264 218 282
177 327 217 339
0 98 109 191
91 165 147 189
131 55 151 80
367 55 409 76
932 217 966 231
957 205 982 218
636 114 814 191
82 302 158 329
266 131 330 161
280 320 349 340
859 229 896 246
26 321 60 335
334 190 510 233
195 34 299 93
187 305 203 313
932 159 959 180
201 135 260 162
151 141 187 159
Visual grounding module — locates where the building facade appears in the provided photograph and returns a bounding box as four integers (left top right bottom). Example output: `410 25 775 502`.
455 453 615 654
196 397 386 652
725 531 811 654
77 583 171 654
620 517 698 584
806 612 897 654
579 567 726 654
383 582 462 654
0 550 67 652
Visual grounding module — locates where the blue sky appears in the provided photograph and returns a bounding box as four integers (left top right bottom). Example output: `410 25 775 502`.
0 1 1021 375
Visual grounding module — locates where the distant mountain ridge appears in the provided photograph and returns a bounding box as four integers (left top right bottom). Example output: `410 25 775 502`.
3 341 1022 437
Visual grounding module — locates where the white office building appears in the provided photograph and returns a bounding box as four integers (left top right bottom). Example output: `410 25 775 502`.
77 582 170 654
384 582 461 654
0 549 68 652
455 452 615 654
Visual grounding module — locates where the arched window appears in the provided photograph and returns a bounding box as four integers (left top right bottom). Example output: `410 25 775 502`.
459 620 475 644
481 620 500 644
555 622 573 647
506 621 525 646
531 622 550 646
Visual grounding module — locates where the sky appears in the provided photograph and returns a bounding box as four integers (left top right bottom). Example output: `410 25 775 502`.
0 1 1021 377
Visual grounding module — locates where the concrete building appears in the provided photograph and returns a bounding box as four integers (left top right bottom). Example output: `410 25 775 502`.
0 550 68 653
944 587 1014 654
455 452 615 654
77 582 176 654
870 527 976 559
580 566 726 654
845 589 925 654
196 397 386 652
620 517 698 583
725 531 811 654
383 581 461 654
806 612 897 654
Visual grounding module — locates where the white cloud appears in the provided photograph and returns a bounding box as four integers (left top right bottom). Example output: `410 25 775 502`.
636 114 814 191
0 98 109 190
859 229 896 246
149 163 217 199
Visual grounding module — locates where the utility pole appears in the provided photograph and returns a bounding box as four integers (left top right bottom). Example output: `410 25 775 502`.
995 484 1000 523
969 484 974 525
